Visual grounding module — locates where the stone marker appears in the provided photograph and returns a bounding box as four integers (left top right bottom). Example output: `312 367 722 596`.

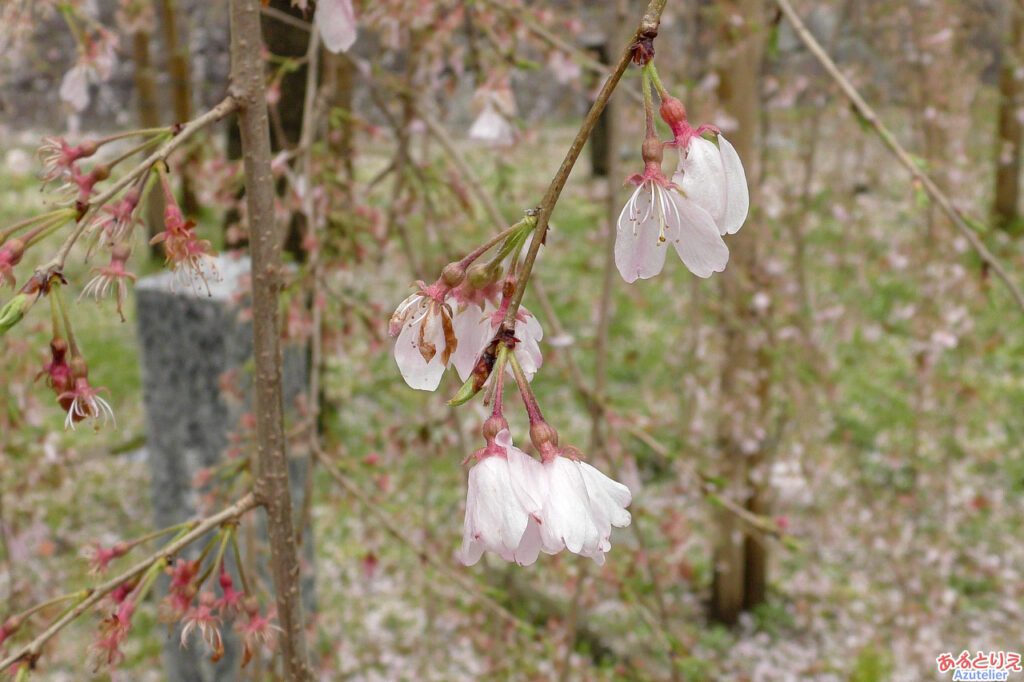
136 255 314 681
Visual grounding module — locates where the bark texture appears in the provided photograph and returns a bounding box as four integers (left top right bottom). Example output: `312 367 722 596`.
994 5 1024 233
710 0 770 625
229 0 313 678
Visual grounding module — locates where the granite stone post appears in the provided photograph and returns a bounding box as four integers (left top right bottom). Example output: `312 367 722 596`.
136 256 314 681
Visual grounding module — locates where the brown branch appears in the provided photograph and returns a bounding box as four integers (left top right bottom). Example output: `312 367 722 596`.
35 97 238 275
0 494 257 671
501 0 668 330
774 0 1024 314
229 0 313 679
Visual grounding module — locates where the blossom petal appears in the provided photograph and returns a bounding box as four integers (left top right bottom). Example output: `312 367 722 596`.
512 518 543 566
60 64 91 112
718 136 749 235
469 105 515 147
451 301 493 381
513 309 544 380
675 136 726 227
540 458 600 555
577 461 632 529
393 311 446 391
504 438 546 515
461 456 530 564
315 0 357 53
615 183 670 283
666 192 729 278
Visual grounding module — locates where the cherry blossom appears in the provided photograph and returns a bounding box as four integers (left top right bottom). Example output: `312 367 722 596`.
459 423 631 567
661 95 749 236
450 294 544 384
38 137 98 185
458 428 545 567
389 284 457 391
150 203 220 295
315 0 357 54
536 456 632 566
468 84 517 147
616 147 728 282
59 29 117 112
80 243 136 321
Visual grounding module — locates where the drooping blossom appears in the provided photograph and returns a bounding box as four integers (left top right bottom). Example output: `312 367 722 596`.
180 591 224 662
459 423 632 566
468 82 517 147
536 455 632 565
449 284 544 384
389 283 458 391
661 95 749 236
38 137 98 185
59 29 118 112
80 243 137 321
238 599 281 669
150 203 220 295
160 558 200 621
531 425 632 566
59 357 115 431
60 163 110 204
315 0 357 53
88 600 134 669
81 540 130 575
616 137 728 282
459 426 546 567
38 337 73 399
94 187 142 244
215 567 245 615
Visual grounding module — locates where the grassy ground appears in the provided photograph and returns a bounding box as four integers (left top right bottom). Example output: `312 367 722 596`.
2 97 1024 681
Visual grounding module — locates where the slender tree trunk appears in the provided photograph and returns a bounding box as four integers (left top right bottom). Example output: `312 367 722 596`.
131 28 165 258
994 4 1024 233
710 0 769 625
156 0 198 215
229 1 313 678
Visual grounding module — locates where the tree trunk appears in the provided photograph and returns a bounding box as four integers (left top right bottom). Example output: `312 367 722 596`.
229 0 313 678
710 0 769 625
156 0 198 215
131 28 165 259
993 4 1024 233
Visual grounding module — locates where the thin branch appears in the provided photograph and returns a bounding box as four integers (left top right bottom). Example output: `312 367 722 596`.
35 97 238 275
0 493 257 670
774 0 1024 314
229 0 312 678
502 0 669 330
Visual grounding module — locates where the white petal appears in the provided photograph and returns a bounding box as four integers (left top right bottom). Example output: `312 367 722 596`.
504 441 546 515
466 456 529 556
718 136 749 235
393 312 446 391
315 0 357 53
615 183 670 283
469 105 515 147
512 517 543 566
450 302 493 381
666 191 730 278
578 461 632 529
540 458 601 555
675 136 726 227
513 309 544 380
60 65 90 112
